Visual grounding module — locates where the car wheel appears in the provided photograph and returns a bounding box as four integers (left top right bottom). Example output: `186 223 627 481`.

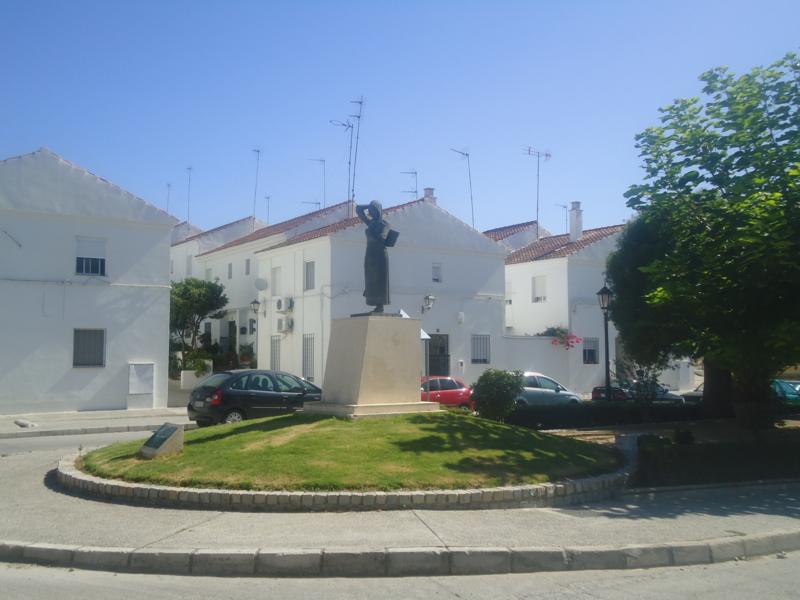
223 409 245 424
458 403 471 412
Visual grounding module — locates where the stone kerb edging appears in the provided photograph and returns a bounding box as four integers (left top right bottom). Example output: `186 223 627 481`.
2 531 800 577
57 454 628 512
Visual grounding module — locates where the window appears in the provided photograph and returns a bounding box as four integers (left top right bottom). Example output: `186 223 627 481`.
246 373 273 392
229 375 249 391
271 266 282 297
583 337 599 364
523 375 537 388
273 372 303 393
432 263 442 283
439 378 461 391
249 319 256 335
471 334 490 364
205 268 212 281
302 333 315 381
73 329 105 367
531 276 546 303
537 376 562 392
75 237 106 276
304 261 315 291
186 255 193 277
245 258 251 276
270 335 281 370
203 322 211 335
227 263 233 279
422 379 441 392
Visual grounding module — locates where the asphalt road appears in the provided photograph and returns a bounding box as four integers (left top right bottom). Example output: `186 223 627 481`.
0 552 796 600
0 431 150 456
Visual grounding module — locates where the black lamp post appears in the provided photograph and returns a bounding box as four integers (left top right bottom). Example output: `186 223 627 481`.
597 285 613 402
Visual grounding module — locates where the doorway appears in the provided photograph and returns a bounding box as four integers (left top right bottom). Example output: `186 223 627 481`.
428 334 450 376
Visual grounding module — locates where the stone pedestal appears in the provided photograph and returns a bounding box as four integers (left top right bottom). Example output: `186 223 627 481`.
304 314 440 418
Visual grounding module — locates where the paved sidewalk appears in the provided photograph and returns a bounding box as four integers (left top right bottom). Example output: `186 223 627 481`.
1 447 798 576
0 408 193 439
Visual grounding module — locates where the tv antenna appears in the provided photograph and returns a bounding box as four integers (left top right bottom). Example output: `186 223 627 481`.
555 203 568 234
330 119 354 202
450 148 475 228
302 200 321 210
309 158 327 208
349 96 364 202
401 170 418 198
165 182 171 214
264 195 271 224
251 149 261 230
523 147 551 240
185 166 193 223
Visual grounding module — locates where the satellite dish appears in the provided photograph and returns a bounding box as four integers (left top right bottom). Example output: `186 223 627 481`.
254 278 268 291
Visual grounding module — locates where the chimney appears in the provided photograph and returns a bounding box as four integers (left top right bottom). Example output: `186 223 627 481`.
423 187 437 204
569 201 583 242
348 199 356 218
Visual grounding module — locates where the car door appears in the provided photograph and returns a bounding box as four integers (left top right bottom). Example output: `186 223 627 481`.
225 374 254 414
438 378 468 406
244 371 284 416
533 376 562 405
271 372 306 408
421 378 441 402
520 375 541 405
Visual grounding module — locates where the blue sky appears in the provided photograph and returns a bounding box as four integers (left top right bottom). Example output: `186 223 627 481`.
2 1 798 234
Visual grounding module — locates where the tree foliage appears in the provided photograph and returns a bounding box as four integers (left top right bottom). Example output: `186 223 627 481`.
608 52 800 428
170 278 229 354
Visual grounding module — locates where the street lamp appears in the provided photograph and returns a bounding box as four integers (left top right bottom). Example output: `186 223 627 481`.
250 299 261 314
596 285 613 402
421 294 436 314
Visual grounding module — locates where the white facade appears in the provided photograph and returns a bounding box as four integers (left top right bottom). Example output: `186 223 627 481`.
254 199 508 386
0 149 176 414
502 215 624 393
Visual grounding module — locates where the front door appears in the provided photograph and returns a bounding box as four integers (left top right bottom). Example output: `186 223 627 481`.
428 334 450 376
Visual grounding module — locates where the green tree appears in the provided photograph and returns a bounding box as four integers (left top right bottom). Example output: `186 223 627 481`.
170 278 229 359
609 52 800 429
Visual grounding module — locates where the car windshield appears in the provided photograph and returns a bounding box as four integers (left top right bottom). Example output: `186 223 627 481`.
774 380 797 395
198 373 231 388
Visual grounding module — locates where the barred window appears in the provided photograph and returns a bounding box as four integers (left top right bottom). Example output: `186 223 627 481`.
302 333 315 381
73 329 105 367
186 255 193 277
471 334 490 364
270 335 281 371
432 262 442 283
75 237 106 276
583 337 599 364
245 258 251 276
227 263 233 279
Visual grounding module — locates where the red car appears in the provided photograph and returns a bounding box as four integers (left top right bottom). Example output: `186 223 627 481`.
421 376 475 411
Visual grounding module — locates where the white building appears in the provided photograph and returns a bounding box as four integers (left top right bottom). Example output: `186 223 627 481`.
0 149 177 414
483 220 552 252
501 202 624 393
253 193 508 386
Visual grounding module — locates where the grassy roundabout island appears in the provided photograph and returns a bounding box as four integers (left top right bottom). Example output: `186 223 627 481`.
80 412 622 491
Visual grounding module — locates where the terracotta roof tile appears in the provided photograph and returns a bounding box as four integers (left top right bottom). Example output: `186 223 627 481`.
256 199 427 253
505 225 625 265
483 220 538 241
196 201 352 256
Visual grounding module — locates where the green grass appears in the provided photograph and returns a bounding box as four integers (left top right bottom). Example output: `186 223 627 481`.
80 412 622 491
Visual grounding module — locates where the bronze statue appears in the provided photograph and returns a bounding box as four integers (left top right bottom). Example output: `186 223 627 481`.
356 201 398 313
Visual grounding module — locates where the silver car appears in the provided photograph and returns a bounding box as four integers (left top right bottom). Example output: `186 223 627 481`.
514 372 583 407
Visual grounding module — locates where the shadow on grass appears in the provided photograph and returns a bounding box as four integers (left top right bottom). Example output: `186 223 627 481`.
184 412 329 446
393 413 622 485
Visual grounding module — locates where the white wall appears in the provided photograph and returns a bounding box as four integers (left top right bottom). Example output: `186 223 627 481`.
505 257 569 335
0 152 173 414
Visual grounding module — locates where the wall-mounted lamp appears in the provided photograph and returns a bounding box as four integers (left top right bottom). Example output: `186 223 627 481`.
421 294 436 314
250 299 261 315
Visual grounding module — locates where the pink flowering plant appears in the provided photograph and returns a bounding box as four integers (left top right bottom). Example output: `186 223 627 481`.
538 326 582 349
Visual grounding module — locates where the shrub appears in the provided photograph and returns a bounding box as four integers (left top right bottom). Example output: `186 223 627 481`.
472 369 523 422
507 403 704 430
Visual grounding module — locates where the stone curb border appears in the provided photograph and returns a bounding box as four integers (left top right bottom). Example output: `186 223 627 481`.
57 454 628 512
624 477 800 497
2 531 798 577
0 423 197 440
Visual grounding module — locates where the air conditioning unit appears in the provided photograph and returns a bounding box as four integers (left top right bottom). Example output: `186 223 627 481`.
275 296 294 312
276 317 294 333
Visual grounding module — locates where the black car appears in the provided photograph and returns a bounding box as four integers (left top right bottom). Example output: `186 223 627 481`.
187 369 321 426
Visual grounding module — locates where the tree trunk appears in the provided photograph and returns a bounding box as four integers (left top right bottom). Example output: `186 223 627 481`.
731 371 776 432
702 361 733 418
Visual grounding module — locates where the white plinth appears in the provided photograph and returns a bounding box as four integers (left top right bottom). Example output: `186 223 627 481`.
305 314 440 418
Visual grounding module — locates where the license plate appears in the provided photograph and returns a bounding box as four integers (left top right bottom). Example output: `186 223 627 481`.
192 399 205 408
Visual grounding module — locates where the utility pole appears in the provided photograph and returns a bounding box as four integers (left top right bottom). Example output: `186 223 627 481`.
524 147 551 240
450 148 475 228
401 170 418 198
251 149 261 230
309 158 326 207
349 96 364 202
186 166 193 223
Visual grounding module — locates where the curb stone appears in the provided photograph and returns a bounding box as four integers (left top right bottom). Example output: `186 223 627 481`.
0 423 197 440
1 533 798 577
57 453 629 512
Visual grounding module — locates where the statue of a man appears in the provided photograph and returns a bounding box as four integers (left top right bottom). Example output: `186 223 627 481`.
356 201 398 313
